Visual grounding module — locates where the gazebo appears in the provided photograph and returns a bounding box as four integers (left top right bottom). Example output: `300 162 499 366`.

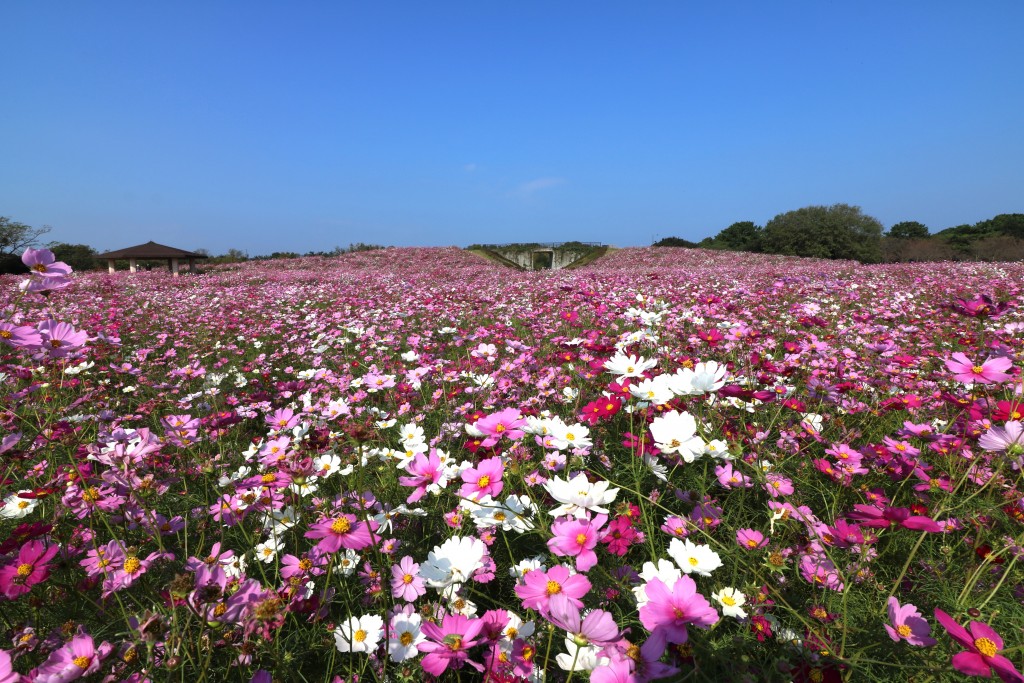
96 241 208 276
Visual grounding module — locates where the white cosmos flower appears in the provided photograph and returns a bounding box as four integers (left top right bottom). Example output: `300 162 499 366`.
556 638 609 672
632 559 683 607
420 536 486 589
543 472 619 518
337 548 360 576
548 421 592 450
628 376 675 405
0 492 38 519
703 439 731 459
712 586 748 618
313 453 343 478
466 495 536 532
690 361 727 393
254 538 279 564
334 614 384 653
509 556 546 580
603 352 657 379
667 538 722 577
648 410 704 462
388 613 425 662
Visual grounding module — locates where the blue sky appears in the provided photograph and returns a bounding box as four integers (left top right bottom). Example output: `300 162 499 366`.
2 2 1022 255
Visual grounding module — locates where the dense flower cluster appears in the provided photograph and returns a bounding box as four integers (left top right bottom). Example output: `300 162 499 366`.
0 245 1023 681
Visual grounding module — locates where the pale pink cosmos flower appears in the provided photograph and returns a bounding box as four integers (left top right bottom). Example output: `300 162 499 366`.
0 649 17 683
736 528 768 550
884 597 936 646
22 247 72 278
979 421 1024 458
391 556 426 602
944 352 1013 385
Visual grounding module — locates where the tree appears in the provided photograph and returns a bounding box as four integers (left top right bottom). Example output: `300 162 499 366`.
48 242 98 271
978 213 1024 239
0 216 51 257
761 204 884 263
652 236 698 248
887 221 929 240
713 221 763 252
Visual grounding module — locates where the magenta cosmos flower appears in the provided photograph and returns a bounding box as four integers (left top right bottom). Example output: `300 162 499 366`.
418 613 485 676
547 514 607 572
0 322 42 349
34 633 113 683
0 540 59 598
934 609 1024 682
638 576 719 651
304 514 378 553
944 353 1014 385
884 597 936 646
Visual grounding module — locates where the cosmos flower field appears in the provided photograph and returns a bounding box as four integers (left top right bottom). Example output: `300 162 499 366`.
1 245 1024 682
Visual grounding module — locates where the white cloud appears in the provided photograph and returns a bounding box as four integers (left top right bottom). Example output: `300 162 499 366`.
509 176 565 197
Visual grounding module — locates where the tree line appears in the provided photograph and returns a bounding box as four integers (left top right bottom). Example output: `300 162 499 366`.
654 206 1024 263
0 216 386 274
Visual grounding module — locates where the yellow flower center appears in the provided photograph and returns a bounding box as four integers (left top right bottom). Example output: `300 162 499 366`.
972 365 985 374
72 655 91 669
261 473 276 484
213 603 227 616
17 501 29 509
400 631 414 646
477 475 490 488
721 595 736 606
495 424 506 433
123 556 142 573
402 573 414 584
331 518 351 534
897 624 912 637
975 637 998 657
82 487 100 503
0 330 11 339
576 533 588 545
298 558 313 571
546 580 562 595
746 539 759 547
16 563 33 577
688 557 699 566
353 629 367 643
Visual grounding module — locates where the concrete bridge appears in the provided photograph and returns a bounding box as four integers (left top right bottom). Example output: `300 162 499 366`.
479 242 605 271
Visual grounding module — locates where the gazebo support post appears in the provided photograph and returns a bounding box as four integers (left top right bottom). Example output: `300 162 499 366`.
170 258 179 277
107 259 115 274
129 258 138 273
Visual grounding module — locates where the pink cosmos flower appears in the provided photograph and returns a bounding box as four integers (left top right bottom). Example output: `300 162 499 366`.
418 613 485 676
764 473 794 498
0 649 17 683
547 514 607 572
33 633 113 683
22 247 72 278
472 408 527 447
0 540 59 598
459 456 504 501
884 597 936 646
398 450 445 503
514 564 591 614
304 514 378 553
944 353 1013 385
0 322 42 349
36 320 88 358
736 528 768 550
639 576 719 651
934 609 1024 682
391 555 426 602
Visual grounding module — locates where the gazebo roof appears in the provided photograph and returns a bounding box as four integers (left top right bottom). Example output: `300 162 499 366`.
97 241 208 259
